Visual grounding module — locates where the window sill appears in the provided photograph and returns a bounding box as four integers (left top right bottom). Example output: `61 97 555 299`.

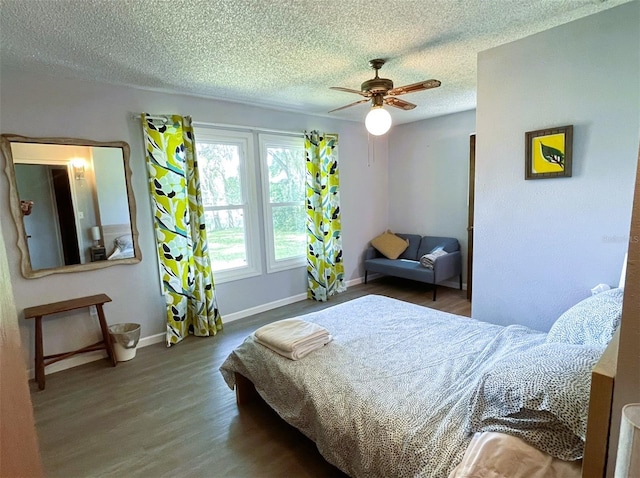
213 266 262 284
266 257 306 274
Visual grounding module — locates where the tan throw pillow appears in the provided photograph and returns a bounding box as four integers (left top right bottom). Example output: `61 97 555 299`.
370 230 409 259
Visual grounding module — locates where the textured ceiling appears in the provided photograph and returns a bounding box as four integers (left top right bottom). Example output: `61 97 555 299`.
0 0 633 125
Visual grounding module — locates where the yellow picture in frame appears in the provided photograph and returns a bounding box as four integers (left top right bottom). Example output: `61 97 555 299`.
525 125 573 179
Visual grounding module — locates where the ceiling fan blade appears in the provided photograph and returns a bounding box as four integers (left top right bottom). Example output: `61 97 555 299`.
384 97 417 110
330 86 370 97
387 79 441 96
328 98 370 113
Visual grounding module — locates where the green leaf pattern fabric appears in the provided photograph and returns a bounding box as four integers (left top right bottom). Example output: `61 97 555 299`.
305 131 345 301
142 114 223 346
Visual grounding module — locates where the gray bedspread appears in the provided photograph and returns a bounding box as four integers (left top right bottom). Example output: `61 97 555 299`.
220 295 546 477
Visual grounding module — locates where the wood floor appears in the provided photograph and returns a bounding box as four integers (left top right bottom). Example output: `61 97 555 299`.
30 279 470 477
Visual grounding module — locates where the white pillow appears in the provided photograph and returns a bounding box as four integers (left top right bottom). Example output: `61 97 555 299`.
114 235 133 249
546 288 623 347
467 342 603 460
107 235 134 260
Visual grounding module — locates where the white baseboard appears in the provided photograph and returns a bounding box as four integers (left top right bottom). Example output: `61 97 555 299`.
30 351 107 379
223 278 364 324
30 293 311 378
28 331 166 379
441 279 468 291
364 272 467 291
139 332 165 348
222 292 308 323
29 276 431 378
345 277 365 287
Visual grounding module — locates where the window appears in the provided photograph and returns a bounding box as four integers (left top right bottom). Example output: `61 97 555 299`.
195 128 260 282
259 134 306 272
193 127 306 282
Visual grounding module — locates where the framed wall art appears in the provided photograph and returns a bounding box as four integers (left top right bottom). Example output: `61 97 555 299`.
525 125 573 179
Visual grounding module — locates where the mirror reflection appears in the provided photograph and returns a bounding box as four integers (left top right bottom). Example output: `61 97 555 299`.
1 135 141 278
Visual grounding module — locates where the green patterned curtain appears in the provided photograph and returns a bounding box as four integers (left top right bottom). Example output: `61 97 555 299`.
141 114 223 346
305 131 345 301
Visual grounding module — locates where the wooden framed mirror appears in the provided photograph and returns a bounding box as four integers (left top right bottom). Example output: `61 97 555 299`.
1 134 141 278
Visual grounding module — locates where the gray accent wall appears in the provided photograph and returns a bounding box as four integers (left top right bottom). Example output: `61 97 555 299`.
474 2 640 332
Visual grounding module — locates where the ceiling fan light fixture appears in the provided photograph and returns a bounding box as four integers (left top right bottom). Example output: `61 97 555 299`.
365 106 392 136
330 59 440 133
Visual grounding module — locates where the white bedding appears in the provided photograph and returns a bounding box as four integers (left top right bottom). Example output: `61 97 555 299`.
219 295 588 477
450 432 581 478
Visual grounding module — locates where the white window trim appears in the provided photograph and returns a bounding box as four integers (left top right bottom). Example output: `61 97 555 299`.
259 134 306 273
195 128 261 283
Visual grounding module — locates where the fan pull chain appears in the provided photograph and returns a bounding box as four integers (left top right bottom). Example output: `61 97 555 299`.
367 132 377 167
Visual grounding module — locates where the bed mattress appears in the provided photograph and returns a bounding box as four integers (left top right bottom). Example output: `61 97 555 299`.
220 295 558 477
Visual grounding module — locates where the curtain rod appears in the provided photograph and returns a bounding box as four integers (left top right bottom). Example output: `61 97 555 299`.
131 114 303 137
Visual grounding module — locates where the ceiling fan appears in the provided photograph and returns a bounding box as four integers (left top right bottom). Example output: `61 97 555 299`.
329 59 441 135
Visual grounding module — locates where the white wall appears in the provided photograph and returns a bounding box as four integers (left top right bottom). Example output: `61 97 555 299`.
388 110 476 283
93 147 130 226
474 2 640 332
0 71 389 371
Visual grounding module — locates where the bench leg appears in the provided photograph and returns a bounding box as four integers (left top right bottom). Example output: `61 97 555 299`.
432 284 437 301
34 316 45 390
460 274 463 290
364 271 368 284
96 304 117 367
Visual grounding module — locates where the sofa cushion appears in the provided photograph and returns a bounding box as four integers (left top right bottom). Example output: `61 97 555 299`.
396 233 422 260
417 237 460 258
370 230 409 259
364 257 435 283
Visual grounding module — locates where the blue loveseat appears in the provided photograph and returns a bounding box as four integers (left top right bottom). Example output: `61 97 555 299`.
364 233 462 300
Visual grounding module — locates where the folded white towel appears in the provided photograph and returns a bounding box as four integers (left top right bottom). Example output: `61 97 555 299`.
253 318 332 360
419 249 448 269
254 318 329 351
255 334 333 360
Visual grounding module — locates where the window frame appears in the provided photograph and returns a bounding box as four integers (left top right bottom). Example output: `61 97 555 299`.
258 133 307 273
194 127 261 283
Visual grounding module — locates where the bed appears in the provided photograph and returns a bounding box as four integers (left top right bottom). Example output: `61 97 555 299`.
220 289 623 477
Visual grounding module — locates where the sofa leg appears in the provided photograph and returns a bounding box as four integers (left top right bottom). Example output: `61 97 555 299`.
364 271 368 284
459 274 463 290
432 284 437 301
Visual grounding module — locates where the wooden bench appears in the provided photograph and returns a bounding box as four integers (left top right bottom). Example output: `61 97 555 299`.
23 293 117 390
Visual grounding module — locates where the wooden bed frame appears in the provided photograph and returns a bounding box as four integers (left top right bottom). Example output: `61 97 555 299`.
235 371 260 406
582 328 619 477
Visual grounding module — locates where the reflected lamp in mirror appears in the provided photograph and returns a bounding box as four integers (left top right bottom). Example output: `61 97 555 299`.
0 134 142 278
72 158 85 180
90 225 101 246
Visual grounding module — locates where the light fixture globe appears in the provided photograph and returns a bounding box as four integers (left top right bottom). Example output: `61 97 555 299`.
365 107 392 136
